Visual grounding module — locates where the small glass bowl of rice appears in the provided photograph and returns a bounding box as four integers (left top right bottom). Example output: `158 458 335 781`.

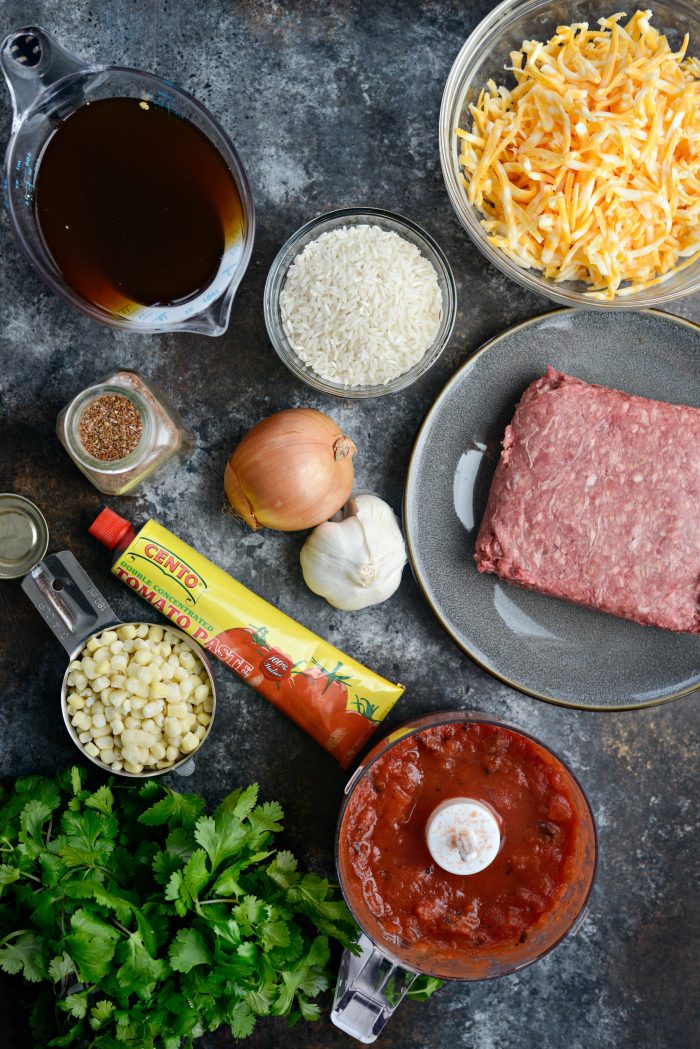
264 207 457 398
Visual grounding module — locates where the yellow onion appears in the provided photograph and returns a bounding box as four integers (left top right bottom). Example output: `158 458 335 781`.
224 408 357 531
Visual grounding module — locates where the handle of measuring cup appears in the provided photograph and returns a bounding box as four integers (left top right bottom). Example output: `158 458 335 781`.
0 25 97 126
21 551 119 655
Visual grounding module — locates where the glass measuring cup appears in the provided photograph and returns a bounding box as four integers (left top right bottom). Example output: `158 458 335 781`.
1 26 255 336
333 710 597 1042
21 550 218 777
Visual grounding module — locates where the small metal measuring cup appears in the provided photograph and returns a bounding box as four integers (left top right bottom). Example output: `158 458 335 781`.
21 551 217 778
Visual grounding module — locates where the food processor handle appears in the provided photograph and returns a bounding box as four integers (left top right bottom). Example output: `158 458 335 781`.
0 25 97 129
331 933 420 1043
21 551 120 655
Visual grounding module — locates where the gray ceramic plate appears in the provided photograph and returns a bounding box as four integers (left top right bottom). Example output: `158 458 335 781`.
404 309 700 710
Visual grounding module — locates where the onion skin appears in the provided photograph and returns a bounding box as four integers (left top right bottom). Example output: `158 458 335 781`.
224 408 356 531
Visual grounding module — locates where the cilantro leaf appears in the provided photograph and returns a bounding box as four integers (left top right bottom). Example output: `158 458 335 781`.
0 932 46 982
245 983 276 1016
182 848 210 902
60 879 135 924
0 864 20 895
407 975 444 1001
51 809 118 867
84 785 114 816
169 928 212 973
48 952 74 983
116 931 168 998
297 997 322 1021
64 909 120 982
211 867 244 898
152 827 195 885
214 783 258 821
19 800 52 849
194 814 247 870
230 1000 256 1039
267 850 299 890
232 895 267 934
261 918 291 950
89 999 116 1030
59 991 88 1019
14 775 61 815
164 871 186 917
69 768 84 796
138 790 204 829
249 801 284 837
287 872 356 945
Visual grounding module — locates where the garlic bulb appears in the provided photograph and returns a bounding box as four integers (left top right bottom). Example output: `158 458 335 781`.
300 493 407 611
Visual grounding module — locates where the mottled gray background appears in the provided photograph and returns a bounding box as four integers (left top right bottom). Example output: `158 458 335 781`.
0 2 698 1048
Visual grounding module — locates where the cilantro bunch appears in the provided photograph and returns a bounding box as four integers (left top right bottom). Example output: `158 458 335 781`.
0 768 359 1047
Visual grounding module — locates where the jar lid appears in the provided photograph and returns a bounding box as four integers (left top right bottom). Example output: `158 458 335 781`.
0 494 50 578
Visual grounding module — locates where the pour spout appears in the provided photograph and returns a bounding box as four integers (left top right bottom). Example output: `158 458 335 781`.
1 26 98 128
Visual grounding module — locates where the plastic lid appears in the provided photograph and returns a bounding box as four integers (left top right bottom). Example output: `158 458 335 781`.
0 494 49 578
425 797 501 876
89 507 134 550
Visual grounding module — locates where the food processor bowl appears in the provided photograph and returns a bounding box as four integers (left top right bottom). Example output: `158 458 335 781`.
332 710 597 1041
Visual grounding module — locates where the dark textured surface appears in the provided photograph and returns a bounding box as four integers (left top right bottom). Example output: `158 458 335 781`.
0 3 697 1048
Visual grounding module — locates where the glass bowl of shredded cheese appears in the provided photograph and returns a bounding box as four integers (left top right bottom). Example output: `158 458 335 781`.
264 207 457 397
440 0 700 306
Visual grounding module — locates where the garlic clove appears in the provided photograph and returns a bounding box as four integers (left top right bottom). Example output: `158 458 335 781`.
300 493 407 611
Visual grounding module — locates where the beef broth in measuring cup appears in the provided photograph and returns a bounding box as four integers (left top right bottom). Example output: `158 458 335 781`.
1 26 254 335
35 97 244 314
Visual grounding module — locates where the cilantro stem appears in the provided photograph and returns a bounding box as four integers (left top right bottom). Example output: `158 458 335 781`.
92 863 121 883
111 919 131 936
0 929 29 947
199 898 239 905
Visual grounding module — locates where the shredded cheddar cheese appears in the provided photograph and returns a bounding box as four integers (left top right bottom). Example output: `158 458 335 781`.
457 10 700 298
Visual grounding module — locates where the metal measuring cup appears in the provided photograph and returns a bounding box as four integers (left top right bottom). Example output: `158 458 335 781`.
21 551 217 778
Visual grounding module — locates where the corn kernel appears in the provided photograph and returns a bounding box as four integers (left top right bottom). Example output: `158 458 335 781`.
180 732 199 753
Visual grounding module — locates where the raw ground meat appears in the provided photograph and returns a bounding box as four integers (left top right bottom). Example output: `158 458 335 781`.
474 366 700 633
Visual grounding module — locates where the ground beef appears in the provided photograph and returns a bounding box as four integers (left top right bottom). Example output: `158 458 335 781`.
474 366 700 633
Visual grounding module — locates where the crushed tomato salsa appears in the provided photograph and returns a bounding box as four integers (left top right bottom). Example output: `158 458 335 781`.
340 722 579 957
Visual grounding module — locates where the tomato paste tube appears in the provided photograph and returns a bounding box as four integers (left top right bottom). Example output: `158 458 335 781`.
89 508 403 767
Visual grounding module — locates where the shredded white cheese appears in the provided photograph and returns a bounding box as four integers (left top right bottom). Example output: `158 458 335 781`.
457 10 700 298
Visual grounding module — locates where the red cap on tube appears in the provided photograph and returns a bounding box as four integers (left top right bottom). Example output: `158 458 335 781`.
89 508 135 551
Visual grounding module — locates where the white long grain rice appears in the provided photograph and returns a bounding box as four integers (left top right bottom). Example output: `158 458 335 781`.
279 224 443 387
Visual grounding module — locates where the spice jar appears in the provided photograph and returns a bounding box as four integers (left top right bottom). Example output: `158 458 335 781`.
56 370 195 495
